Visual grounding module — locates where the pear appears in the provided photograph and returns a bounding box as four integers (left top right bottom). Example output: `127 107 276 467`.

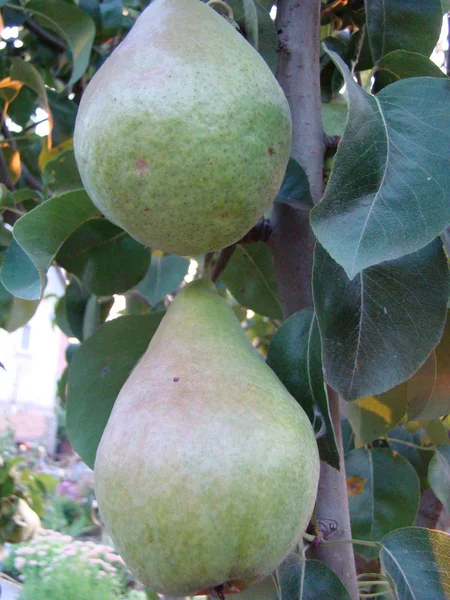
74 0 292 256
94 279 319 597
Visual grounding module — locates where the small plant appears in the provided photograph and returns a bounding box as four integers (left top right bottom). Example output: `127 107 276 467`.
18 560 121 600
0 458 56 545
4 528 128 585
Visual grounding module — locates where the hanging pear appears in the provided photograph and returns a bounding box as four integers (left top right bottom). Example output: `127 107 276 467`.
74 0 292 256
94 280 319 597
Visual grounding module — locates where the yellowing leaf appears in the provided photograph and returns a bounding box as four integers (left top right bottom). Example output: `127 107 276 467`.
38 138 73 172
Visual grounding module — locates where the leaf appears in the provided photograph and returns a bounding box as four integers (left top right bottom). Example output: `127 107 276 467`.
346 448 420 560
428 446 450 513
1 238 41 300
3 296 39 332
9 57 50 121
43 149 83 194
254 2 278 73
3 190 100 299
380 527 450 600
407 311 450 421
243 0 258 48
321 98 348 137
67 313 164 469
136 255 189 306
82 294 114 340
22 0 95 85
55 279 90 340
373 49 448 92
311 50 450 278
226 0 278 72
275 553 353 600
365 0 443 63
313 240 450 401
347 383 408 444
56 219 151 296
221 243 282 319
387 425 433 481
266 308 340 470
275 157 313 210
422 419 449 447
0 184 14 212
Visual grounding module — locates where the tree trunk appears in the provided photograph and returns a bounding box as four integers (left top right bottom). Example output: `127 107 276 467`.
270 1 358 598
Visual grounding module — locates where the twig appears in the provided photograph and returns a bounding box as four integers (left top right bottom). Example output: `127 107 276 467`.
383 437 435 452
211 245 236 283
22 118 48 134
23 19 65 53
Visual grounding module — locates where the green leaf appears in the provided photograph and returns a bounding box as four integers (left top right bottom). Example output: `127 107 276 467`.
9 57 49 116
346 448 420 560
67 313 164 469
2 296 39 332
0 185 14 214
56 219 151 296
275 157 313 210
48 90 77 145
226 0 278 72
428 446 450 513
387 425 433 481
0 279 13 329
254 2 278 73
365 0 443 63
82 294 114 340
55 279 90 340
313 240 450 401
1 238 42 300
380 527 450 600
12 189 42 205
311 50 450 278
43 149 83 194
321 98 348 137
407 312 450 421
347 383 408 444
22 0 95 85
422 418 449 446
266 308 340 470
221 243 282 319
136 255 188 306
276 553 352 600
320 37 347 102
243 0 258 48
373 49 448 92
3 190 100 299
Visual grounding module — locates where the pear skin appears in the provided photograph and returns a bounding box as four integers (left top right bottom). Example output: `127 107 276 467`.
74 0 292 256
94 280 319 596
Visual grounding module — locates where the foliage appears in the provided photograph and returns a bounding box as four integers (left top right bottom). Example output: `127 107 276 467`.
0 456 56 544
4 528 128 585
41 495 95 538
18 562 121 600
0 0 448 598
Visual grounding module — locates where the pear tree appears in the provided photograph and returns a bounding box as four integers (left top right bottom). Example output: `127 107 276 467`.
0 1 449 599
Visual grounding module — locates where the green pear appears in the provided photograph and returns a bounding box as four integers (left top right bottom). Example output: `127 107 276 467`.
94 279 319 597
74 0 292 256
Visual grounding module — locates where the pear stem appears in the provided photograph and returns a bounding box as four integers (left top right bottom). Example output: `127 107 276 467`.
206 0 234 21
203 253 214 280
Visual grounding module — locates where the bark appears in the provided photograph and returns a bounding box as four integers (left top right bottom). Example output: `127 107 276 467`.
271 1 358 597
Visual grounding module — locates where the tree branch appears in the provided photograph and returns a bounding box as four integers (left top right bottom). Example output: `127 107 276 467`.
271 1 358 597
308 389 358 599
